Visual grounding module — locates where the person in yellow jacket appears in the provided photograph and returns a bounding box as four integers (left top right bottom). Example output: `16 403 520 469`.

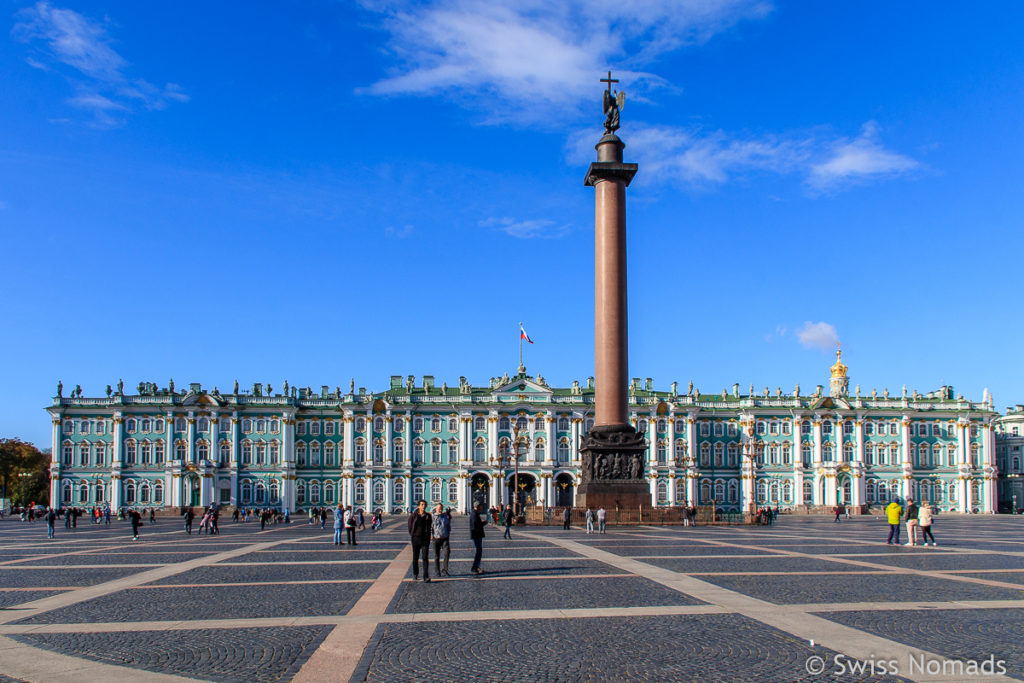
886 500 903 545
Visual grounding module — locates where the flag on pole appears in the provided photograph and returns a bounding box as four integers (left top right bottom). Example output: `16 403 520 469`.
519 323 534 344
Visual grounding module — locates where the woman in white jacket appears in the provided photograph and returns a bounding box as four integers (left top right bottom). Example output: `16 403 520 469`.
918 504 936 546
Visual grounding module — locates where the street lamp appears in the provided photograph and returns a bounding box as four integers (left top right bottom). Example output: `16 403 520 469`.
16 472 33 507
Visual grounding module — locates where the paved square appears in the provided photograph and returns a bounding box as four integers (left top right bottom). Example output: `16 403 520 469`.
1 515 1023 681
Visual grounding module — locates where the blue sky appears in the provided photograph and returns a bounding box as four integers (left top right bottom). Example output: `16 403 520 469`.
2 1 1023 448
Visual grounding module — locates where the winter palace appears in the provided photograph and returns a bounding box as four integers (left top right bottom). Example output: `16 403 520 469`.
47 351 1005 515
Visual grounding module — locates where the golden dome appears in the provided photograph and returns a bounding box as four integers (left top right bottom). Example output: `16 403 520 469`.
830 345 847 378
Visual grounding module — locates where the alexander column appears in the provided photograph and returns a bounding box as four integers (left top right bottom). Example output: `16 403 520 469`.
577 73 649 510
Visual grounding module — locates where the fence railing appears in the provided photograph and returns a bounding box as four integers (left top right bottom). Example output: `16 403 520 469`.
522 505 751 526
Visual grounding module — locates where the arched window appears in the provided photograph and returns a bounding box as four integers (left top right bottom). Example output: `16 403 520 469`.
153 441 164 463
448 440 459 464
393 417 404 432
430 441 441 463
393 439 404 464
413 417 424 431
78 442 90 466
780 443 791 465
78 481 89 503
255 482 267 504
62 480 72 503
843 443 854 462
866 479 877 503
558 417 569 431
153 482 163 503
557 440 569 463
354 438 366 463
656 441 667 463
241 481 253 503
498 417 510 430
197 418 209 432
355 418 366 432
448 480 458 502
296 443 306 467
756 480 767 503
253 442 265 464
516 417 527 432
310 441 321 466
125 440 136 465
125 481 136 504
219 442 231 464
355 481 365 504
675 440 686 463
889 445 900 464
782 480 793 504
269 481 280 503
413 441 424 464
256 419 266 433
324 481 335 503
431 480 442 501
533 440 544 463
139 483 150 504
822 444 833 461
126 418 137 433
269 442 279 464
309 480 321 503
175 417 186 432
714 479 726 502
374 480 385 504
325 442 336 466
475 417 486 431
431 417 442 432
196 441 209 461
413 480 425 501
374 442 384 464
727 443 738 467
713 442 724 467
801 443 812 466
394 479 405 503
699 480 711 504
154 418 164 432
295 480 306 504
374 417 384 432
700 442 710 466
865 443 875 465
62 442 74 466
242 441 253 465
175 441 186 460
140 441 151 465
802 480 813 504
95 443 106 466
768 443 778 464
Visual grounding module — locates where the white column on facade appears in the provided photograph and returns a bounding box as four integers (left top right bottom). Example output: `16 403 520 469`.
404 412 413 466
956 421 969 512
488 414 499 464
209 414 219 466
647 415 657 467
957 422 968 466
649 475 658 506
545 414 555 466
384 475 393 511
570 417 581 462
384 414 394 468
982 423 996 513
667 414 676 467
343 413 354 467
686 415 698 504
111 414 124 509
186 413 196 464
460 416 470 463
49 416 61 506
489 475 499 508
851 419 865 509
667 474 676 504
165 413 174 462
792 417 804 509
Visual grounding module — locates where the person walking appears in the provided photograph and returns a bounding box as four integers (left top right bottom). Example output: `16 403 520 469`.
344 506 358 546
904 499 920 547
886 499 903 545
149 508 156 525
597 506 607 533
432 503 451 577
562 506 571 530
918 503 936 546
64 506 72 530
834 505 842 522
319 507 327 530
503 505 514 540
585 508 594 534
408 500 432 582
470 502 486 574
128 509 142 541
357 508 365 531
333 504 344 545
46 507 56 539
183 507 194 535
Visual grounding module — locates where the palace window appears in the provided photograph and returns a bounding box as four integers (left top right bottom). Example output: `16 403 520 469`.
638 419 648 433
822 421 833 435
781 421 791 435
755 421 765 435
154 441 165 463
413 480 424 502
781 442 791 465
803 480 813 504
768 443 778 464
888 444 900 464
713 443 724 467
355 439 366 463
325 442 336 466
310 441 321 466
296 481 306 504
675 440 686 463
297 422 306 436
657 419 666 433
394 441 405 463
657 481 668 504
801 421 810 435
78 442 90 466
310 421 320 436
843 443 854 462
140 441 151 464
476 417 487 431
124 482 136 504
219 417 230 432
584 418 594 432
197 418 209 432
431 417 442 432
715 422 724 437
558 440 570 463
95 443 106 466
175 418 187 432
822 444 833 461
269 482 279 504
756 480 767 504
62 442 73 465
141 419 150 432
324 420 335 436
769 422 778 435
374 443 384 464
448 480 458 502
498 417 510 431
699 422 710 437
394 417 405 432
353 418 364 433
449 440 460 463
270 442 279 464
727 443 738 467
374 481 385 504
63 420 73 435
431 481 442 501
700 442 710 467
431 441 441 464
675 420 685 433
452 418 461 432
126 419 136 433
844 421 853 435
219 442 231 465
296 443 306 467
242 441 253 465
255 482 267 504
394 480 405 503
272 419 281 433
256 442 266 465
324 481 335 503
801 444 811 466
125 441 137 465
96 420 106 435
699 480 711 504
95 482 104 502
413 441 424 464
715 480 727 502
197 441 209 461
310 481 321 503
375 417 385 432
413 417 424 431
138 483 150 504
254 418 264 433
865 422 874 435
656 441 667 463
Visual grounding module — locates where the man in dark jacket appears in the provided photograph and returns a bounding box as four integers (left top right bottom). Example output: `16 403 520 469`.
470 502 486 574
183 507 194 535
503 505 514 540
408 500 432 582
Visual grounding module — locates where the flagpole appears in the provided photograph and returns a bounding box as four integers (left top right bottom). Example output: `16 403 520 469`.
518 321 523 371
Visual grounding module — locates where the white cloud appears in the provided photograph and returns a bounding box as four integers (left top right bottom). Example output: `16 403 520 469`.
808 122 918 189
384 224 414 238
359 0 771 122
481 216 570 239
12 2 187 124
566 121 917 192
796 321 839 351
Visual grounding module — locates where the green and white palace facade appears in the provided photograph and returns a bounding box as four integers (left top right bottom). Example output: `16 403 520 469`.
46 353 1001 514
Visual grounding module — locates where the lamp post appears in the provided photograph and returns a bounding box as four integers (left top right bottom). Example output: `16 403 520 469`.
16 472 33 506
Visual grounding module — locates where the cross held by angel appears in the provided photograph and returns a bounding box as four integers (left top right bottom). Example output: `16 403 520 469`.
601 71 625 135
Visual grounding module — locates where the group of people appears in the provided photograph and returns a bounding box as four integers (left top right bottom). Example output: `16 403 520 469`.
754 507 777 525
182 505 220 535
584 507 608 533
407 501 486 581
886 499 938 546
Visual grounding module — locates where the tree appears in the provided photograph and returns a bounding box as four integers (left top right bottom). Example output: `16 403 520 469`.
0 439 50 505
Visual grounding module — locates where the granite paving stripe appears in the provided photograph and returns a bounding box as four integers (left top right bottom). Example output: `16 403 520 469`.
7 553 210 566
642 556 879 574
229 550 399 562
354 613 907 683
0 591 67 609
391 575 704 614
859 553 1024 571
14 582 373 624
0 634 194 683
818 609 1024 679
11 625 333 683
945 572 1024 586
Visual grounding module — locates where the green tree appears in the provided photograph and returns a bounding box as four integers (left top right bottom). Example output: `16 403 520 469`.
0 439 50 505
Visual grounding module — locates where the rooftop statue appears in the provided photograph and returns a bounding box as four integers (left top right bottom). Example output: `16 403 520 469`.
600 71 625 135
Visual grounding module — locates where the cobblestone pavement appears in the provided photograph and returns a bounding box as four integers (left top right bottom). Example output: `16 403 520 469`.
1 515 1024 682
